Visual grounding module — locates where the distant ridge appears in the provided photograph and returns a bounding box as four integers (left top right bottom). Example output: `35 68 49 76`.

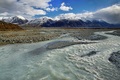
2 16 28 25
25 18 120 28
1 16 120 28
0 21 23 31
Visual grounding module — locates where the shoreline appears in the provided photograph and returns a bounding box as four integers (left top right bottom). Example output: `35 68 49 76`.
0 28 119 46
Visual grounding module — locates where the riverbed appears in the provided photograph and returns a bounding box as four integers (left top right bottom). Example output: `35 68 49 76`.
0 30 120 80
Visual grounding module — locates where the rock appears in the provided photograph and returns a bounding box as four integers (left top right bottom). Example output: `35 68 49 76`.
81 51 99 57
109 51 120 68
87 34 107 40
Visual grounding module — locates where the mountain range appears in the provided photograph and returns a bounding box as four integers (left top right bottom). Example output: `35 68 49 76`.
1 16 120 28
2 16 28 25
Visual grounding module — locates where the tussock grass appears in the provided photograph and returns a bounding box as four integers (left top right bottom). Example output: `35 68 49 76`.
0 28 118 45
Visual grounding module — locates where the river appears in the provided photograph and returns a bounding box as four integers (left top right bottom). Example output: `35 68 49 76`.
0 30 120 80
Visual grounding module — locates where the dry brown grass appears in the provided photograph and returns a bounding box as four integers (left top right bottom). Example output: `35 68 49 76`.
0 28 61 45
0 28 118 45
0 21 23 31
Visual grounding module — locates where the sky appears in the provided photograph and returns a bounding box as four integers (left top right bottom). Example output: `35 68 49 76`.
0 0 120 24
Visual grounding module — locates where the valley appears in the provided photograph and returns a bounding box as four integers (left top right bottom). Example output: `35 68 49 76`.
0 0 120 80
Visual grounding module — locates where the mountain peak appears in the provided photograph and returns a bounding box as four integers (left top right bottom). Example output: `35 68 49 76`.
2 16 28 25
39 16 53 20
13 15 26 20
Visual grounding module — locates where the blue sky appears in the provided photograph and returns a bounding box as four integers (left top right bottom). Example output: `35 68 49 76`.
38 0 120 17
0 0 120 23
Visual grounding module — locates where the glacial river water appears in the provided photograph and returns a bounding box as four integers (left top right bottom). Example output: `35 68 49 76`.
0 31 120 80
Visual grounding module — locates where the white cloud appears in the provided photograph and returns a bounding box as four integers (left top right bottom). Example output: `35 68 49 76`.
60 2 73 11
0 0 51 19
57 4 120 24
19 0 51 9
46 7 58 12
0 12 9 16
54 12 93 21
93 4 120 24
54 13 76 20
24 6 46 16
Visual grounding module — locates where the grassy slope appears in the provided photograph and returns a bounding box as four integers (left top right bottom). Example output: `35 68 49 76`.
0 21 23 31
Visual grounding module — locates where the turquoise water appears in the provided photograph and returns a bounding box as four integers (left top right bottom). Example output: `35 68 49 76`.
0 31 120 80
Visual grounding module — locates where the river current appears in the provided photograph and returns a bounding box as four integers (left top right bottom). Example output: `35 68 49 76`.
0 31 120 80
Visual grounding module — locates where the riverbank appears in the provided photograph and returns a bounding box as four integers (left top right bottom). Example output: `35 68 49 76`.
0 28 117 46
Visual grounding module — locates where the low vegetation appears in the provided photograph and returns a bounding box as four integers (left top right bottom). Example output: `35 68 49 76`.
0 21 23 31
0 29 60 45
0 26 118 45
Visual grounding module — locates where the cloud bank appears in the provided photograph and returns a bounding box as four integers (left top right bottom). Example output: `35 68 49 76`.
56 4 120 24
0 0 56 19
93 4 120 24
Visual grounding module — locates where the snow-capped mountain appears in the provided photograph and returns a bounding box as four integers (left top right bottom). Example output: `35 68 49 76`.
28 17 52 24
2 16 28 25
26 17 113 28
24 17 120 28
1 15 120 28
25 16 54 27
